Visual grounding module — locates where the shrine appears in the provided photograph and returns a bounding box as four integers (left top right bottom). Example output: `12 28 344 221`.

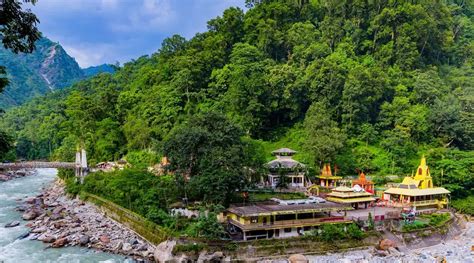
383 156 450 209
318 163 342 188
352 172 374 193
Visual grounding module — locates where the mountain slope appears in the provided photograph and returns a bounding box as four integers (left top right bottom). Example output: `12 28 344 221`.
0 37 84 108
83 64 115 77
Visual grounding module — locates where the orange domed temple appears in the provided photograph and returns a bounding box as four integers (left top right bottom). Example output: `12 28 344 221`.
352 172 374 194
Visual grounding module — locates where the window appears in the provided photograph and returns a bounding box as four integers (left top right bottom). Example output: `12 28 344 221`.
284 228 292 233
250 216 258 223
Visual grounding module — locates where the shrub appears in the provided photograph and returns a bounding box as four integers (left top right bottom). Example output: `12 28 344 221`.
452 196 474 216
185 211 226 239
346 223 365 240
402 220 428 232
320 224 346 242
421 212 450 226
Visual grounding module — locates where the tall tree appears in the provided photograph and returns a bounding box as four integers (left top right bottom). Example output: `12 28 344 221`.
303 101 346 166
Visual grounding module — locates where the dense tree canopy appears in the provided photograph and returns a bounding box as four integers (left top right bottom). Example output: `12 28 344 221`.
0 0 472 201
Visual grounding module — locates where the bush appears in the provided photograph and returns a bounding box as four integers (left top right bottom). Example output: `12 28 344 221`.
452 196 474 216
125 150 159 169
65 169 180 225
320 224 347 242
346 223 365 240
402 220 428 232
419 212 450 226
185 211 226 239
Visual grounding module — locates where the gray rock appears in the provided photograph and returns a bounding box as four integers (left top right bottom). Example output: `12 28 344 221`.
122 242 132 252
79 235 90 246
22 210 38 220
32 226 47 233
5 221 20 228
154 240 176 263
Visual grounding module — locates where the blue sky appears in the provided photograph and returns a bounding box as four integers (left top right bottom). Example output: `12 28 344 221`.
29 0 245 67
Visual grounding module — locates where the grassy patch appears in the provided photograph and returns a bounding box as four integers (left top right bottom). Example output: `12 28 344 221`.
402 220 429 232
420 212 451 227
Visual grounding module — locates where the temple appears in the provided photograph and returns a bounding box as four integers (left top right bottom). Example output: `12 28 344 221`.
267 148 306 188
326 186 376 209
352 172 374 193
226 201 352 240
383 156 450 209
318 163 342 188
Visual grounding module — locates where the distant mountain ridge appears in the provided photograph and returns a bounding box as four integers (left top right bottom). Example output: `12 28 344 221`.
0 37 114 109
83 64 116 77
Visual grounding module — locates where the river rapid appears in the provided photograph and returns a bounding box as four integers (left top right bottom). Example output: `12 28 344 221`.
0 168 129 263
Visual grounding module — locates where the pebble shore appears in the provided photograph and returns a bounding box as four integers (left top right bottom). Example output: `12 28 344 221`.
16 180 156 261
0 169 36 182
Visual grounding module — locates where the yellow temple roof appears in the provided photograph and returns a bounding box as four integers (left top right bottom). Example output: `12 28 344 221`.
327 196 376 203
384 187 450 196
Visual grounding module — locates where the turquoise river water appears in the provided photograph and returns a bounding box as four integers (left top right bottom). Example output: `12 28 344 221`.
0 168 131 263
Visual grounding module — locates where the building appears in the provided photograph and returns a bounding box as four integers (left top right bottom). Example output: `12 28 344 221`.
352 172 374 193
267 148 306 188
226 201 352 240
383 156 450 209
318 163 342 188
326 186 376 209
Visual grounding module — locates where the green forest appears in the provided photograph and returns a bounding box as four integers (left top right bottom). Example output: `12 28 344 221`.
0 0 473 211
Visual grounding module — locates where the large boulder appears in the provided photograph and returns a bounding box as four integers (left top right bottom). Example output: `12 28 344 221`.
197 251 225 263
154 240 176 263
38 235 56 243
288 254 309 263
79 235 90 246
22 210 38 220
99 235 110 244
379 239 396 250
5 221 20 228
51 237 68 248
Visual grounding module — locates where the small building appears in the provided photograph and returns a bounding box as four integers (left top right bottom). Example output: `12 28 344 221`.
226 202 352 240
318 163 342 188
383 156 450 209
267 148 306 188
326 186 376 209
352 172 374 193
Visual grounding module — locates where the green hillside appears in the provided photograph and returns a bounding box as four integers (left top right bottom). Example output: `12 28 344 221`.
0 37 84 108
0 0 472 201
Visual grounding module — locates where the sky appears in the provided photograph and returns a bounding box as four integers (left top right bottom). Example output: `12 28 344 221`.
28 0 246 68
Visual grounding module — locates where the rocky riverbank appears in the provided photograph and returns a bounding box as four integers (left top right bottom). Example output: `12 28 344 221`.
0 169 37 182
15 180 156 261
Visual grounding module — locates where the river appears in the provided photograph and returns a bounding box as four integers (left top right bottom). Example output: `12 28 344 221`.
0 168 130 263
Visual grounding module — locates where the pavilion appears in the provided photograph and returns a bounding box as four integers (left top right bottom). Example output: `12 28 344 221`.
267 148 306 188
327 186 376 209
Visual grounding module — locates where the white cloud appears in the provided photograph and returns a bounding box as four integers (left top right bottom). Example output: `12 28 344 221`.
62 44 113 68
109 0 176 33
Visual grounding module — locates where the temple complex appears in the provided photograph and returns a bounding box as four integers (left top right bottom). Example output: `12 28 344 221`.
352 172 374 193
318 163 342 188
383 156 450 209
326 186 376 209
267 148 306 188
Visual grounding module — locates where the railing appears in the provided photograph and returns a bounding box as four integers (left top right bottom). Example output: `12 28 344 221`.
387 199 447 208
0 161 76 169
230 216 347 230
82 192 171 245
